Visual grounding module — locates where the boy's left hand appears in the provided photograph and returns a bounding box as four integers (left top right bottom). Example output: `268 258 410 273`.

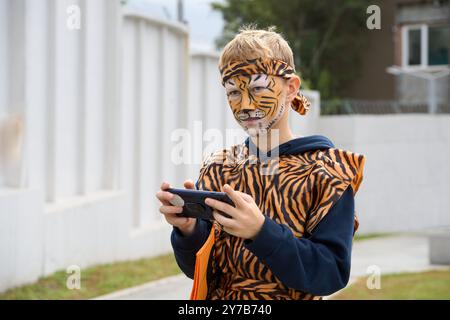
205 184 265 240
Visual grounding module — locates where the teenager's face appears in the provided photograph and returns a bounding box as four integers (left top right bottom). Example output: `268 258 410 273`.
224 74 288 134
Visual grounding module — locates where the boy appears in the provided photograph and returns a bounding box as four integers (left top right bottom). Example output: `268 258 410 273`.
156 26 365 300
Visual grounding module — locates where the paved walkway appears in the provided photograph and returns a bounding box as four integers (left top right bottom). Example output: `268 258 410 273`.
94 233 448 300
93 273 192 300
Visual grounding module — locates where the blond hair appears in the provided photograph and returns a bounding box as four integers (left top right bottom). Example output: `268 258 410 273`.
219 25 295 70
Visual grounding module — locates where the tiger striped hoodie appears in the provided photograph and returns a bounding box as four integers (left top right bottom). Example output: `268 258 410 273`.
171 135 365 300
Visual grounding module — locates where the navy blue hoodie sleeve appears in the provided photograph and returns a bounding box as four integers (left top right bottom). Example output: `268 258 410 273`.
244 186 355 296
170 218 212 279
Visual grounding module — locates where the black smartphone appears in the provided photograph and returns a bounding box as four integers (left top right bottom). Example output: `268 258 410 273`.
166 188 235 220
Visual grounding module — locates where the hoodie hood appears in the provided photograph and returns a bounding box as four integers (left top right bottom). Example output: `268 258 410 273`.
244 135 335 160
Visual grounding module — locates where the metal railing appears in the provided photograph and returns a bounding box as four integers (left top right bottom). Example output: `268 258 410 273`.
321 99 450 115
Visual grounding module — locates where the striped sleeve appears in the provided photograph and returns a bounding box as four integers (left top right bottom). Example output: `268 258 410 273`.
306 148 365 235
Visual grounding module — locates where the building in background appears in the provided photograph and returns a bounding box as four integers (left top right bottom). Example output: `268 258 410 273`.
341 0 449 114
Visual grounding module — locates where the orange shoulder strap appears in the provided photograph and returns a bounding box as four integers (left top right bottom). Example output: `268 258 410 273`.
190 223 216 300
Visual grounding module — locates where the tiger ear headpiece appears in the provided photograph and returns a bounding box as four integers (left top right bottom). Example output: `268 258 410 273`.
219 57 311 116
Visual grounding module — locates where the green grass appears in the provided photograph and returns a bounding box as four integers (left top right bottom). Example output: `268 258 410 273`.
353 233 394 242
0 253 181 300
332 268 450 300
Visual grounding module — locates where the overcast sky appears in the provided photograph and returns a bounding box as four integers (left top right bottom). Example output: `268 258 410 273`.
128 0 225 51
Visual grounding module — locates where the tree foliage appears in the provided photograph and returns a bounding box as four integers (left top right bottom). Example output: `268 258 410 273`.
211 0 371 99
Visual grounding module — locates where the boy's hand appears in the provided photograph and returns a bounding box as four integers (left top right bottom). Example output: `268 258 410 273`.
155 180 197 236
205 184 265 240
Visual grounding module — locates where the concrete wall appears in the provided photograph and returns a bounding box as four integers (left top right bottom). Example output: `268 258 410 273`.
0 0 190 292
396 1 449 24
185 50 241 183
316 114 450 234
396 75 449 110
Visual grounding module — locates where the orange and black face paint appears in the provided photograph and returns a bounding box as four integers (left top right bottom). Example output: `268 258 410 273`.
224 74 287 131
220 58 311 117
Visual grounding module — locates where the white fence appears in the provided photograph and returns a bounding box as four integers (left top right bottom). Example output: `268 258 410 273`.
121 9 190 227
0 0 449 293
0 0 202 292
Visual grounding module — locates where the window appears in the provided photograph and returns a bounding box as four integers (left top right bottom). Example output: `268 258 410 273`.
408 29 421 66
429 26 449 66
402 24 449 68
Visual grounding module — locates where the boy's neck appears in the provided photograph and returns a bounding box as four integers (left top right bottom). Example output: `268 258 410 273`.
249 127 295 153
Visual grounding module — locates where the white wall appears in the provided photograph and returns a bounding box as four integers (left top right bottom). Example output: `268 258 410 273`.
0 188 43 292
0 1 186 292
120 9 190 228
0 0 9 119
185 50 242 183
317 114 450 234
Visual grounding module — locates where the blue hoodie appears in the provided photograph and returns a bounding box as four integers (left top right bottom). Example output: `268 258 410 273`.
171 135 355 296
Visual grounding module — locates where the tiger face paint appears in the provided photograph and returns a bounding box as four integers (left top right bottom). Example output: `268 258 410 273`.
224 74 287 133
220 58 311 120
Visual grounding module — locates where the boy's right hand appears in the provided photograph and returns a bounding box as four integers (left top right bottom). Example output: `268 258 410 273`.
156 180 197 237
